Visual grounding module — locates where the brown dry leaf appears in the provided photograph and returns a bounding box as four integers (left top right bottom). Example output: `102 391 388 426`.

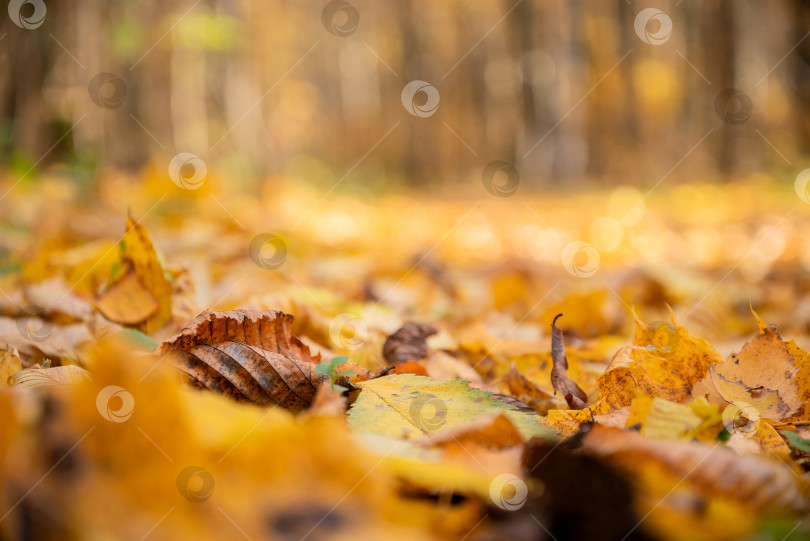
382 321 438 365
550 314 588 409
705 308 808 423
501 363 567 415
155 309 326 411
502 363 553 401
581 424 806 512
10 365 92 387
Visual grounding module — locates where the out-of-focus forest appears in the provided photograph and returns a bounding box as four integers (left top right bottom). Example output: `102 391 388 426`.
3 0 810 187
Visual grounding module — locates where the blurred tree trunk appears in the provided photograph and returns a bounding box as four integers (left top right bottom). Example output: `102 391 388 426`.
793 0 810 154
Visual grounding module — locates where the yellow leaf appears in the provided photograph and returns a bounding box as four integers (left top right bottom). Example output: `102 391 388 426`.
0 347 22 385
101 217 173 333
628 396 722 441
96 269 159 325
348 374 555 441
594 309 723 413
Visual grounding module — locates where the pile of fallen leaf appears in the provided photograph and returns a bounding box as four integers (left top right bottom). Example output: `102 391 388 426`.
0 173 809 540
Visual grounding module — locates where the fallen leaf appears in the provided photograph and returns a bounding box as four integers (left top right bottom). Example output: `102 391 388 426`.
99 216 174 333
424 351 483 384
24 277 92 323
594 309 723 414
706 308 808 422
0 316 92 366
10 365 92 387
501 363 567 415
156 309 326 411
550 314 588 409
502 363 552 400
628 395 722 441
97 269 159 325
382 321 438 365
0 346 22 384
581 424 806 512
347 373 555 441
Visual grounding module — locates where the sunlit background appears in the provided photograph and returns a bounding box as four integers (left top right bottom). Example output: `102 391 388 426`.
2 1 809 185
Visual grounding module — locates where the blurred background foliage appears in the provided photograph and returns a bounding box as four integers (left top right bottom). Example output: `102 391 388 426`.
2 0 810 190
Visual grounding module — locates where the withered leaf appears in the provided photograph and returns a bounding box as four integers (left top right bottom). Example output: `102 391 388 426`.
155 309 326 411
96 269 159 325
708 310 807 422
581 424 806 513
382 321 437 365
550 314 588 410
10 365 92 387
98 216 174 333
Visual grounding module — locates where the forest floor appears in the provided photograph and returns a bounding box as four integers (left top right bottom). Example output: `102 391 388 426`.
0 172 809 540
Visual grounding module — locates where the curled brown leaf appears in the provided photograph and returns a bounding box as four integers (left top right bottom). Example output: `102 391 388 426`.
550 314 588 410
382 321 437 365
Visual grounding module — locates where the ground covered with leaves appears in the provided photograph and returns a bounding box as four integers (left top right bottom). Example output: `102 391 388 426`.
1 173 809 540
